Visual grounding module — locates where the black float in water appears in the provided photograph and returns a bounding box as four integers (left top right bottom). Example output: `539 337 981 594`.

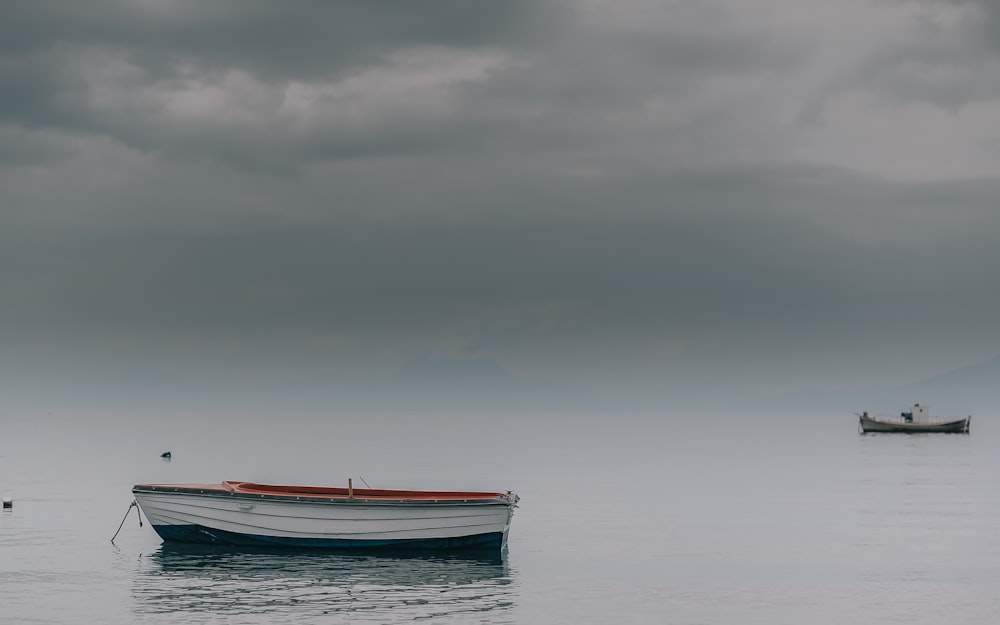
161 451 172 459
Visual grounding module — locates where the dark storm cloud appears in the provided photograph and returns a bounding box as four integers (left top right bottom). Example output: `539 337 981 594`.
0 0 553 168
0 0 804 171
0 0 543 78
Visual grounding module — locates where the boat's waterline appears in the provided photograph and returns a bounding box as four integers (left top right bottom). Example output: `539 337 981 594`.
149 524 507 549
133 482 518 551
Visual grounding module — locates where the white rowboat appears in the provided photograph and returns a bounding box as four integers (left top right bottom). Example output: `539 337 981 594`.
132 481 519 551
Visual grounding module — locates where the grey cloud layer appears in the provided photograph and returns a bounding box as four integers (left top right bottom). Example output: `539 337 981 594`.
2 0 999 406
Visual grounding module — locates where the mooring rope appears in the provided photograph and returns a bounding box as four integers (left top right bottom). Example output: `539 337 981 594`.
110 500 142 544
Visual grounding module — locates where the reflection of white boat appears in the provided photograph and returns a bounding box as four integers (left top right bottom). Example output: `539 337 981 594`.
135 544 513 619
858 404 971 434
133 481 518 551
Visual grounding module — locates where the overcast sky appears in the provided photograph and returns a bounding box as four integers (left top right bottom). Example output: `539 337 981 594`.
3 0 999 412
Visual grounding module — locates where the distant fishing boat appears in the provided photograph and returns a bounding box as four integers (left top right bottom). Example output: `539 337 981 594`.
857 404 971 434
132 480 519 551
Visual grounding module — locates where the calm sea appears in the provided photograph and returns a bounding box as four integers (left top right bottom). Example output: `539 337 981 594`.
2 409 998 624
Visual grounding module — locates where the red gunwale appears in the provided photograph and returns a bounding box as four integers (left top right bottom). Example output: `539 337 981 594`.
135 481 514 502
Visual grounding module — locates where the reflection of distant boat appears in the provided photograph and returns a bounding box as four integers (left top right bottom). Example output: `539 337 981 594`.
133 480 519 551
135 543 514 619
858 404 971 434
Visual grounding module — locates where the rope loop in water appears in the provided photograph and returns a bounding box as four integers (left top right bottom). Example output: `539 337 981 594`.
110 500 142 544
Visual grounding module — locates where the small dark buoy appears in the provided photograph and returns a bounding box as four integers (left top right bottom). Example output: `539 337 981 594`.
161 451 172 459
2 497 11 509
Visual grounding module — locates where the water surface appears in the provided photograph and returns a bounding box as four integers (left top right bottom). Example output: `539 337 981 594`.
2 410 998 623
